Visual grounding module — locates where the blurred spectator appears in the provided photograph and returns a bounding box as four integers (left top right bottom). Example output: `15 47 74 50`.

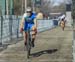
36 11 43 20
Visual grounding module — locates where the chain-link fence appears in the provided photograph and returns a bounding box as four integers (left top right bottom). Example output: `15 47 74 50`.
0 15 58 45
0 15 22 45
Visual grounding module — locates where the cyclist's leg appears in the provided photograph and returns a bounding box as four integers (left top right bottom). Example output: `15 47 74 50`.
32 27 37 40
23 24 28 46
23 31 27 45
30 25 37 47
32 34 36 47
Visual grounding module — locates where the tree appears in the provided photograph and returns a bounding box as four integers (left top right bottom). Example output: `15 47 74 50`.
14 0 22 15
51 3 66 13
0 6 2 16
41 0 51 14
13 0 32 15
72 0 75 19
72 0 75 28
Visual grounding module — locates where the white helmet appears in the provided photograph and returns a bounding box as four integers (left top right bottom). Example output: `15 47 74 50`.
26 7 32 12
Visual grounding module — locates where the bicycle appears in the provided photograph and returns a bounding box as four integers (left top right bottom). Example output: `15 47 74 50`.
25 28 33 59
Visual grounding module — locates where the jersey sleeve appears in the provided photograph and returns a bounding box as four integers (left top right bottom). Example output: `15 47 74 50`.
22 13 27 18
20 13 27 29
31 13 36 20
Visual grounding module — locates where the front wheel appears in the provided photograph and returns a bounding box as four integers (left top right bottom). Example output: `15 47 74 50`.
26 31 31 59
27 49 31 59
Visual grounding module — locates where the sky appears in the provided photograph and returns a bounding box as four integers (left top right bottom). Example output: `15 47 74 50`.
51 0 72 6
51 0 64 6
52 0 64 3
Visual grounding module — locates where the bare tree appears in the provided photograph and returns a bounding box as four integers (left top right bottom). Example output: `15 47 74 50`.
13 0 32 15
41 0 51 14
6 0 9 15
0 6 2 16
50 3 66 13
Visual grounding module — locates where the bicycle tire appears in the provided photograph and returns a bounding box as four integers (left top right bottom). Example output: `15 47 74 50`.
27 49 30 59
26 30 31 59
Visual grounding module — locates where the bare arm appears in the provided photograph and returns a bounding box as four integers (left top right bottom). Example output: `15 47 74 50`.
20 17 24 29
34 18 37 28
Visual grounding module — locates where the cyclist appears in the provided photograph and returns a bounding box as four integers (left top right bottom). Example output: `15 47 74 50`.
60 18 65 30
60 17 66 31
20 7 37 47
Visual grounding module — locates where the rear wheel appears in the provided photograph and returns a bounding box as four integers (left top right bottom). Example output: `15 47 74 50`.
62 27 64 31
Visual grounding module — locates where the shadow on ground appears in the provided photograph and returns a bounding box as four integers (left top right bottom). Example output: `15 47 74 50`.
64 29 72 31
30 49 58 58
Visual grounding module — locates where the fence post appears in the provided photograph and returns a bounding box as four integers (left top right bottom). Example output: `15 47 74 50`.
9 15 13 41
73 19 75 62
0 16 3 45
16 15 19 39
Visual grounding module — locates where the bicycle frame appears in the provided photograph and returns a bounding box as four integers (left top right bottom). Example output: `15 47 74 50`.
26 29 32 59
